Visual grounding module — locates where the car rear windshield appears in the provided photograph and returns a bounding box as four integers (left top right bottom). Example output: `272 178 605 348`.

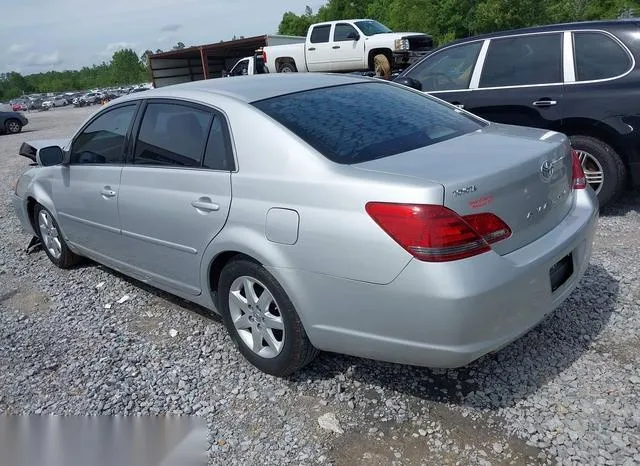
252 82 484 164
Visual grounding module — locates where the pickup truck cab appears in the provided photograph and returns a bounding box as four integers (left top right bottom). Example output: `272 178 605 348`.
263 19 432 78
225 54 269 77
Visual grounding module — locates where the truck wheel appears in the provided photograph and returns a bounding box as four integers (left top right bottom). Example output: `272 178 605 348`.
569 135 627 207
278 62 297 73
374 54 391 79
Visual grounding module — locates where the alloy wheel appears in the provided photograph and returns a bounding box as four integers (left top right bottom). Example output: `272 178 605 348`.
575 149 604 194
38 210 62 259
228 276 285 358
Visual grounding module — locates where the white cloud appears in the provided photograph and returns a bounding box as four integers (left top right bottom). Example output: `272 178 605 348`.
22 51 63 67
100 42 137 58
7 44 29 54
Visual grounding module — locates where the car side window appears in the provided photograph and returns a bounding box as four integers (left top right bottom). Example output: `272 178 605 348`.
203 115 234 171
334 24 358 42
573 31 631 81
70 105 136 164
230 59 249 76
310 25 331 44
134 102 213 167
480 33 562 88
407 42 482 92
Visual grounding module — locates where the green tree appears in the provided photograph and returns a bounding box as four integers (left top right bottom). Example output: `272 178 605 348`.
173 41 186 50
110 48 146 85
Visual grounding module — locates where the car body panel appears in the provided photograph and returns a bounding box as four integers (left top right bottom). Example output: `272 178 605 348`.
13 73 599 369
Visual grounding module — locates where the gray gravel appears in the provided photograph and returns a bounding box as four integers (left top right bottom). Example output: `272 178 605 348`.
1 106 639 465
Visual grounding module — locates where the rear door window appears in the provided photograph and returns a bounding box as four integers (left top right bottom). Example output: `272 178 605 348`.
134 102 212 167
253 82 484 164
310 25 331 43
573 31 632 81
480 33 562 88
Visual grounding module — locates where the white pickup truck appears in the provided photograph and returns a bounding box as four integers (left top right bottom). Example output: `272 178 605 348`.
262 19 432 78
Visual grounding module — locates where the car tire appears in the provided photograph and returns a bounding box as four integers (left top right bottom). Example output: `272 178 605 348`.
5 119 22 134
218 257 318 376
278 62 297 73
569 135 627 207
373 53 391 79
34 204 81 269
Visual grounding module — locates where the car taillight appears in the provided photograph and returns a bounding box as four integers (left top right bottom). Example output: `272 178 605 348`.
365 202 512 262
571 149 586 190
262 51 267 63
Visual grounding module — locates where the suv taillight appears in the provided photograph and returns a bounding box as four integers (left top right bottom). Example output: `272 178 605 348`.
365 202 511 262
571 149 586 190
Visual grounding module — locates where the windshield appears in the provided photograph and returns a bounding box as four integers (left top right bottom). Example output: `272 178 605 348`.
354 20 392 36
253 82 484 164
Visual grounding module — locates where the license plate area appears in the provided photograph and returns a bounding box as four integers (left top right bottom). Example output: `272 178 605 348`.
550 253 573 293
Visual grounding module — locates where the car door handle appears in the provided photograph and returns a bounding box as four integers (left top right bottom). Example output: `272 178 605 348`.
100 187 117 198
308 47 316 51
191 199 220 212
332 45 340 49
532 100 557 107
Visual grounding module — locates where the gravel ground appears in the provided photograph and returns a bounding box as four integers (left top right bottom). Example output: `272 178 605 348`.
1 106 639 465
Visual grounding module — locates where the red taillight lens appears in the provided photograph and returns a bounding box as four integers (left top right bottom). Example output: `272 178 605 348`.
571 149 586 190
365 202 512 262
262 51 267 63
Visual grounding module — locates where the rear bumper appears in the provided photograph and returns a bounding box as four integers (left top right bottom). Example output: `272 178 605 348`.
270 188 599 368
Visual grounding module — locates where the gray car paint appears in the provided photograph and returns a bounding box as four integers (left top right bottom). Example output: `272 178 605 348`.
12 73 598 368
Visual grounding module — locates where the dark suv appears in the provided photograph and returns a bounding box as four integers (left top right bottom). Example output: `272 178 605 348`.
396 19 640 206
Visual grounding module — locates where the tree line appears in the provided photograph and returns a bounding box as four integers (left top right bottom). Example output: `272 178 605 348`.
3 0 639 101
278 0 640 44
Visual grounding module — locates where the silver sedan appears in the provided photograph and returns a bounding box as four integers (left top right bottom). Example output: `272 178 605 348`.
12 74 598 376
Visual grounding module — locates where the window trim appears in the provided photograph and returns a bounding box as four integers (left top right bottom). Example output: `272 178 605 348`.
475 31 565 90
333 23 358 42
68 101 141 166
128 97 236 172
310 24 332 44
566 29 635 85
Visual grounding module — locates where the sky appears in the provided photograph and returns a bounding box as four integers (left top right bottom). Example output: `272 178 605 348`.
1 0 326 75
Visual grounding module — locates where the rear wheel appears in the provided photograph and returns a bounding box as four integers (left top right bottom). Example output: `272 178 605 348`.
278 61 297 73
218 258 318 376
34 205 81 269
569 135 627 206
5 119 22 134
373 53 391 79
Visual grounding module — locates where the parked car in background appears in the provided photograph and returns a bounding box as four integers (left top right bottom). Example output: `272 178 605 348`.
13 74 597 376
42 96 69 108
263 19 433 77
224 54 269 77
1 109 28 134
395 19 640 206
11 102 28 112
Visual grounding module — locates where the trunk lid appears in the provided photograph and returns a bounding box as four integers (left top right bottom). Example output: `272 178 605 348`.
353 124 574 255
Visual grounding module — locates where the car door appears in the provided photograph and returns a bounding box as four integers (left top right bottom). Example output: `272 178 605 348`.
306 24 333 72
330 23 365 71
229 58 249 77
463 32 565 129
52 103 138 259
403 40 484 109
118 100 233 296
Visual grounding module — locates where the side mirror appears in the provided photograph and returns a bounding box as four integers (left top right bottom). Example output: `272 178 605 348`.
348 32 360 41
393 76 423 91
37 146 65 166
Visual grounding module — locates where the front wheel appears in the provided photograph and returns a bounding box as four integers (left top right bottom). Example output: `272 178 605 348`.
373 54 391 79
218 258 318 376
34 205 81 269
5 119 22 134
569 135 627 207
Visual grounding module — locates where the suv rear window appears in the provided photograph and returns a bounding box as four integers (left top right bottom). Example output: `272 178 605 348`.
252 82 484 164
573 31 632 81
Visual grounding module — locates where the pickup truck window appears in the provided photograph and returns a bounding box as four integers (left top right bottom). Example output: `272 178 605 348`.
334 24 359 42
354 20 392 36
253 82 483 164
310 25 331 44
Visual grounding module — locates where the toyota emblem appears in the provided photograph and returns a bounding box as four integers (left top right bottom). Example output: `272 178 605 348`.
540 160 554 181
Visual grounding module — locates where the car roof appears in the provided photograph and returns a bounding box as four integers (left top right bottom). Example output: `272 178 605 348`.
117 73 375 104
441 19 640 46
